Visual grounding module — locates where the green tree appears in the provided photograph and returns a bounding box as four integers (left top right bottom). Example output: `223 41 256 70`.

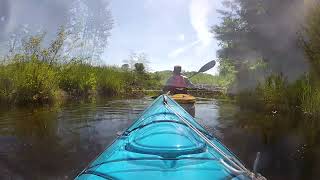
212 0 306 91
66 0 113 63
121 64 130 70
123 52 150 70
134 63 145 74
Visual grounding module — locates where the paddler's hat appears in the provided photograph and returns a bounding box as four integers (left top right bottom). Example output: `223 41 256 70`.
173 65 182 75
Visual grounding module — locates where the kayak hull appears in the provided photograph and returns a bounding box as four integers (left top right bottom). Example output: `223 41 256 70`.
171 94 196 104
75 95 251 180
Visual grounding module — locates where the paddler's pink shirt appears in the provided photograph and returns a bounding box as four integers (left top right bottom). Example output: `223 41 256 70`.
165 75 194 88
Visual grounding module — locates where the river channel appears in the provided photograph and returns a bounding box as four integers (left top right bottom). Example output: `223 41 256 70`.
0 97 319 180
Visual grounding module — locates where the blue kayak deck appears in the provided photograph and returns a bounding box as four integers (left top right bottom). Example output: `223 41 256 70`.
75 95 251 180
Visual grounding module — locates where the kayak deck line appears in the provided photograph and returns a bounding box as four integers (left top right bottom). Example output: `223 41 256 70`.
162 95 266 179
75 95 266 180
162 96 248 174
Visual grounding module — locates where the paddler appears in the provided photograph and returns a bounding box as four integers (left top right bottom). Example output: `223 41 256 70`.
163 65 194 94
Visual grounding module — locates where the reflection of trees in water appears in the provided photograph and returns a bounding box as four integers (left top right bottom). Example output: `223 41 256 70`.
0 107 56 178
14 108 57 137
0 106 98 179
218 103 320 180
0 107 73 178
0 98 148 178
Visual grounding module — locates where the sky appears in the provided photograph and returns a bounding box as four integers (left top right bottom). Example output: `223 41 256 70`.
0 0 223 74
104 0 223 74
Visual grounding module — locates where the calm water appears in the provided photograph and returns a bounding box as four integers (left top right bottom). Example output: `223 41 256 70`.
0 98 319 180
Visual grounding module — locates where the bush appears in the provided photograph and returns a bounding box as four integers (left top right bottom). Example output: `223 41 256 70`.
0 57 59 104
0 31 166 105
237 73 320 117
59 63 97 97
96 67 126 96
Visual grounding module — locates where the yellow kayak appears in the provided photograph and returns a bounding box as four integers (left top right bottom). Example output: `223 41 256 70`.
171 94 196 104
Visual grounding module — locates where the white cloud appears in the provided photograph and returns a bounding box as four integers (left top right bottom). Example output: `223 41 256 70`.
178 33 185 41
189 0 213 47
167 0 213 58
144 0 154 8
168 40 200 58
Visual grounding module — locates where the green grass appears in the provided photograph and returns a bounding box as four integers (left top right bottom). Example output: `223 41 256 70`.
0 58 59 104
0 29 233 105
0 29 162 105
0 57 161 105
1 55 233 105
59 63 97 97
236 73 320 117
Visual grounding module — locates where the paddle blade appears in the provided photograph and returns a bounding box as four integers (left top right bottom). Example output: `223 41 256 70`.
198 60 216 73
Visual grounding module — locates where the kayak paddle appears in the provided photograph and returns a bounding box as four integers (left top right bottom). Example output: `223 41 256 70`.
188 60 216 79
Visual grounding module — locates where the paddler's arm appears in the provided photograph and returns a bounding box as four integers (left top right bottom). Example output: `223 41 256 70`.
163 76 174 92
184 77 195 88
